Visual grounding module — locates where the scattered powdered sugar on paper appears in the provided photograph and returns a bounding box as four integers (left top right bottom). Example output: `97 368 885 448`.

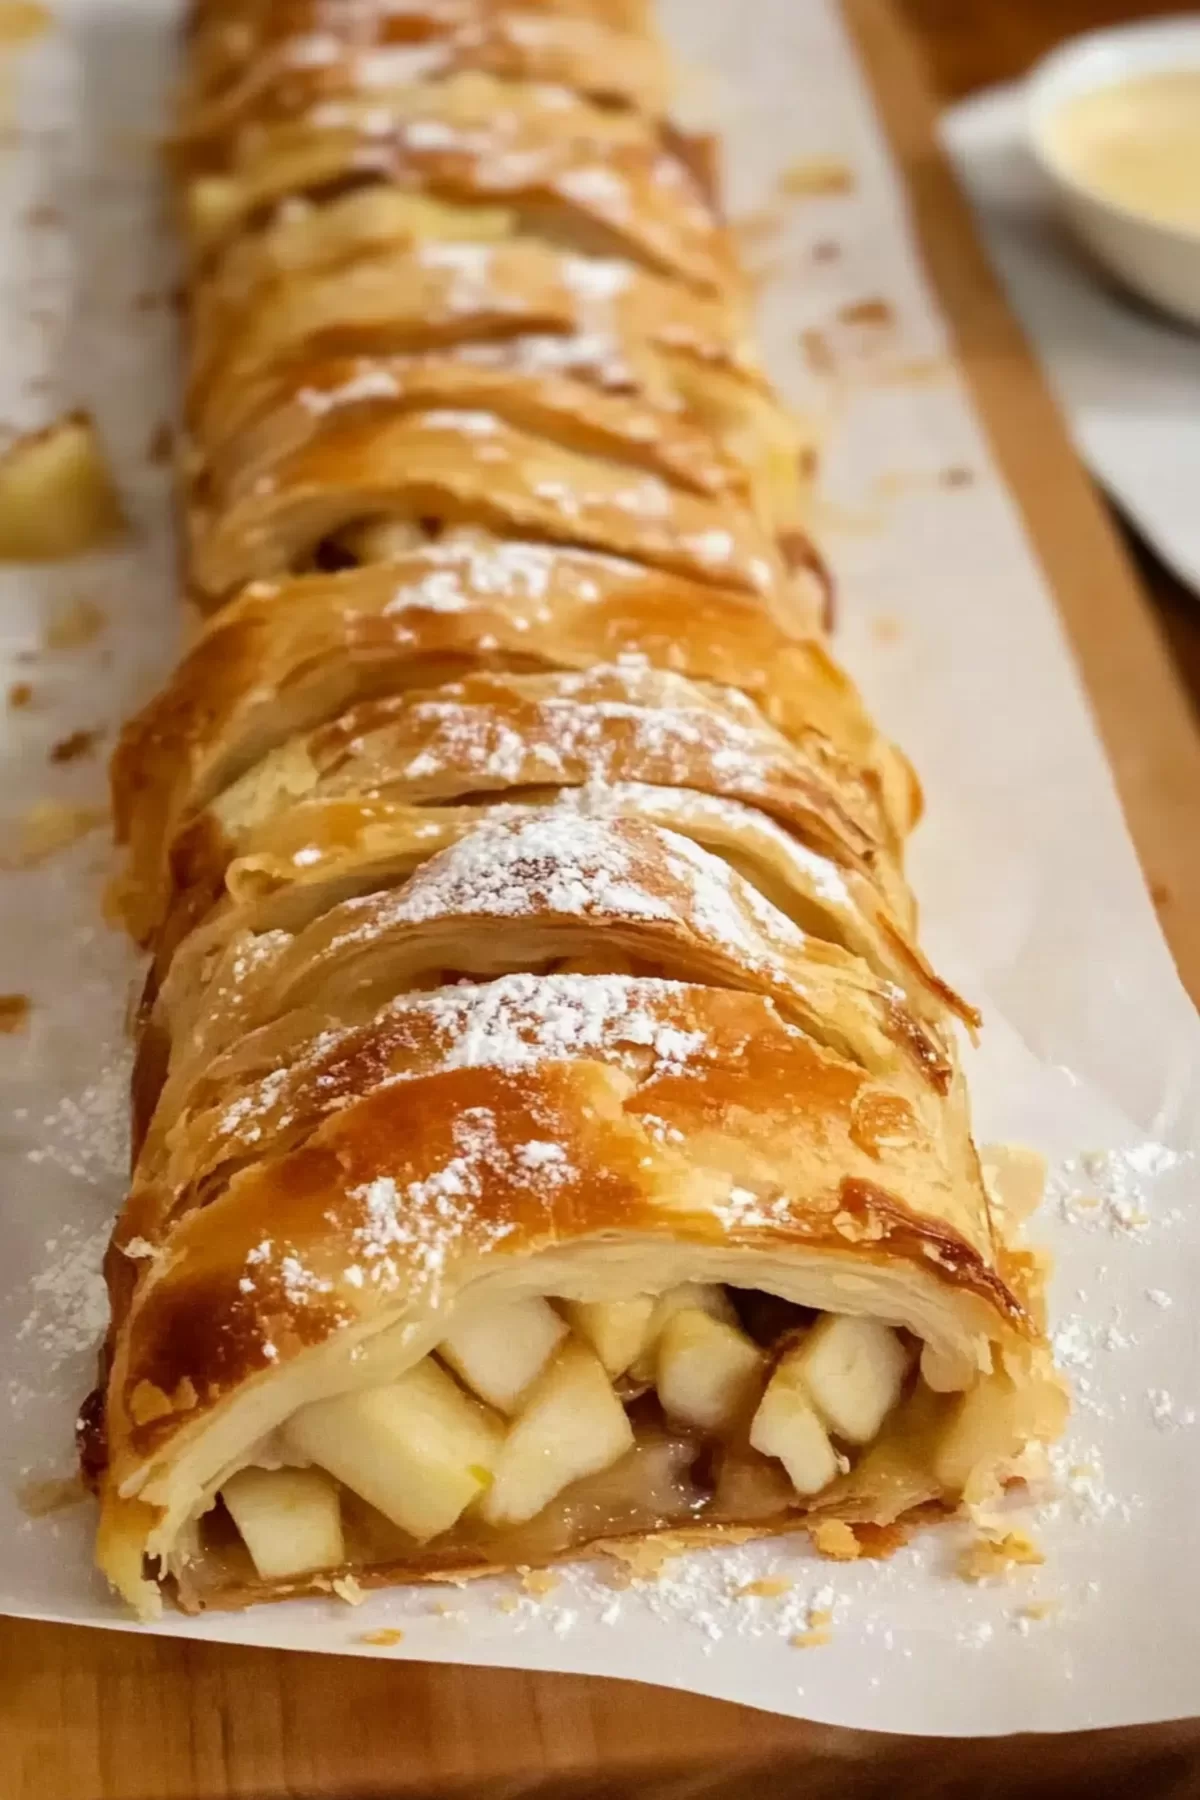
458 1547 853 1656
1146 1389 1197 1432
1048 1145 1184 1239
9 1220 111 1416
24 1056 131 1187
1040 1444 1139 1528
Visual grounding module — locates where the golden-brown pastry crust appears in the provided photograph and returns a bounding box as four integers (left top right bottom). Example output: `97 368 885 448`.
112 544 917 941
90 0 1062 1617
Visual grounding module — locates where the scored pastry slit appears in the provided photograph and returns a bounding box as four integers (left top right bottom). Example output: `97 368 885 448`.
88 0 1065 1618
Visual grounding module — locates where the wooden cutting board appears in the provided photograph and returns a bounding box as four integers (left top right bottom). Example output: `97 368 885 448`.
3 1 1199 1793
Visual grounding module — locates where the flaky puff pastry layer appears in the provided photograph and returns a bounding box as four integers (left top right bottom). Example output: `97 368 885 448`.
91 0 1064 1613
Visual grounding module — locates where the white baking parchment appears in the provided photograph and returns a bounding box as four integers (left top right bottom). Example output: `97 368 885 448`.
0 0 1197 1740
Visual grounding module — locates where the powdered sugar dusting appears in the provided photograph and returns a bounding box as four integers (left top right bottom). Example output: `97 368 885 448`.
344 1106 523 1294
296 368 403 415
1049 1145 1183 1240
9 1221 110 1417
424 972 710 1074
337 814 675 935
555 782 856 907
193 974 720 1164
324 816 809 995
24 1058 130 1186
385 663 792 800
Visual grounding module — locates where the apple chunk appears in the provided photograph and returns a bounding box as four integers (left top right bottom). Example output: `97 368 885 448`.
749 1359 841 1496
480 1341 634 1528
282 1359 503 1543
650 1282 737 1334
655 1309 764 1435
562 1296 655 1378
791 1315 910 1446
439 1296 567 1414
628 1282 738 1382
220 1466 345 1580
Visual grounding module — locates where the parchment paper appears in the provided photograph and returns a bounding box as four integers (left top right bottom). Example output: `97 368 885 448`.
0 0 1196 1737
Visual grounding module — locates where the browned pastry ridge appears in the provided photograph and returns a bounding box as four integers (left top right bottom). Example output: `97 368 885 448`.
88 0 1065 1617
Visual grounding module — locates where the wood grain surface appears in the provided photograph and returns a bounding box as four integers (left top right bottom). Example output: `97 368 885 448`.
3 2 1198 1794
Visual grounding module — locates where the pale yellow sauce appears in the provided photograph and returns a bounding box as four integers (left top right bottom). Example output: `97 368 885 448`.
0 0 49 47
1046 70 1200 235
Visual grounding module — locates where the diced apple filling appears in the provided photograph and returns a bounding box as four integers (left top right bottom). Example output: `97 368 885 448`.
787 1314 911 1446
217 1293 926 1577
481 1340 635 1528
438 1296 568 1414
650 1281 738 1334
220 1466 345 1580
282 1357 503 1542
654 1309 764 1434
628 1281 737 1384
749 1365 841 1496
562 1296 655 1378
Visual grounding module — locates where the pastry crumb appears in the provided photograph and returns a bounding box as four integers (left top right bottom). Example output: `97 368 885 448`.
332 1575 365 1607
15 1472 85 1516
958 1529 1045 1583
733 1576 793 1599
146 421 173 466
0 992 30 1032
119 1235 157 1260
49 726 100 763
838 296 894 328
810 1519 862 1562
597 1536 686 1581
799 327 836 378
981 1144 1048 1226
4 800 107 867
357 1626 403 1646
777 156 855 198
7 680 32 708
733 204 785 251
44 594 105 650
880 356 949 386
520 1569 560 1598
789 1627 832 1649
495 1593 521 1614
1018 1599 1059 1623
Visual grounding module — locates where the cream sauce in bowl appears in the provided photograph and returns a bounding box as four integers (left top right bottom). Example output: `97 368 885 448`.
1044 69 1200 237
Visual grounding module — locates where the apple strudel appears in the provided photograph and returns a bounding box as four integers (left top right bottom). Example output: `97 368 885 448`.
86 0 1065 1616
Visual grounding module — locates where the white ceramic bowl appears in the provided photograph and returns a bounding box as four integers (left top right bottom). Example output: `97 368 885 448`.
1027 18 1200 328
